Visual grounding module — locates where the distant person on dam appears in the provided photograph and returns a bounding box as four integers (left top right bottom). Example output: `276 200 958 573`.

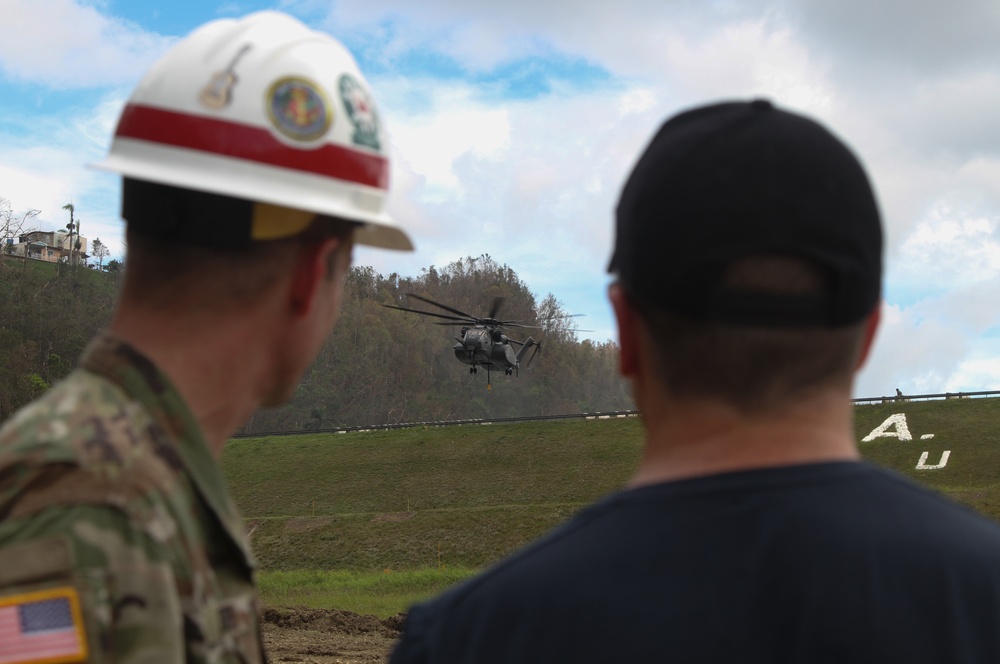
390 100 1000 663
0 12 412 663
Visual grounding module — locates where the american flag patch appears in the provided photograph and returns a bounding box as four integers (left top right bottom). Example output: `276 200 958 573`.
0 588 86 664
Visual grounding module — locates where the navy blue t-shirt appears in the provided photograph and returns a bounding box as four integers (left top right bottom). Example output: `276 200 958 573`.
391 462 1000 663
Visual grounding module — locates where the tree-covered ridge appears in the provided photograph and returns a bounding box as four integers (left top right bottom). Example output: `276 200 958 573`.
0 260 120 419
0 255 632 431
249 255 632 432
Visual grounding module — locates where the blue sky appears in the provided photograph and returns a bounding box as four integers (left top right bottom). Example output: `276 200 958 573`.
2 0 1000 398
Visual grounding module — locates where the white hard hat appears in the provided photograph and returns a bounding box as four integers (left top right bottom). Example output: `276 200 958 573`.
93 11 412 251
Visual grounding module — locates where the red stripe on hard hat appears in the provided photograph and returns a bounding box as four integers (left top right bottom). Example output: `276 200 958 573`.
115 103 388 190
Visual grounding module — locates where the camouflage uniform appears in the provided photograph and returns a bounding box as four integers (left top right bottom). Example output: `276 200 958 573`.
0 333 265 663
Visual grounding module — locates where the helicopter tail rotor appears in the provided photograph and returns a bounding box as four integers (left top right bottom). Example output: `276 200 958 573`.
515 336 542 368
527 340 542 368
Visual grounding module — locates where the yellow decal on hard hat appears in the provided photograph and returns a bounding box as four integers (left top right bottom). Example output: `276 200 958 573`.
266 77 332 142
251 203 315 240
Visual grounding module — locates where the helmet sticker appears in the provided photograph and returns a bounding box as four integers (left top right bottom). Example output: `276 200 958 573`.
338 74 381 151
267 77 332 142
199 44 252 110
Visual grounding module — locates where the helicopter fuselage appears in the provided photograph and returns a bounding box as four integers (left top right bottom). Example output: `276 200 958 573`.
453 327 518 371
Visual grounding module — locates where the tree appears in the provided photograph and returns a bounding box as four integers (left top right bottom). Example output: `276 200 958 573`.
62 203 81 266
0 197 40 265
0 247 120 419
92 238 109 270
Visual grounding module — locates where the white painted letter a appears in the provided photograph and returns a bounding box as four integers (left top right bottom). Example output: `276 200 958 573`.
862 413 913 442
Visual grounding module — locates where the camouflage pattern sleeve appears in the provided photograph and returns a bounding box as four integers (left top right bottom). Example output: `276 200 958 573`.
0 334 265 663
0 502 186 662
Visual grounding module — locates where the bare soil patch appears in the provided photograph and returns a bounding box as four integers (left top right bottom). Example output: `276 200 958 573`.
262 607 403 663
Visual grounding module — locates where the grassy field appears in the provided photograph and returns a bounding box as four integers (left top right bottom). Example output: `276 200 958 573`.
854 398 1000 510
225 418 644 571
223 398 1000 616
257 566 477 617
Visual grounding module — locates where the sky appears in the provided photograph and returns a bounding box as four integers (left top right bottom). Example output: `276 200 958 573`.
1 0 999 399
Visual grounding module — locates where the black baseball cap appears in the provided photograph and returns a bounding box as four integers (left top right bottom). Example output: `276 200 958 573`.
609 99 882 327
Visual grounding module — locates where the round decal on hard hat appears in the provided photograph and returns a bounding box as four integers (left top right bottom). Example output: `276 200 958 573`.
267 77 332 142
338 74 381 151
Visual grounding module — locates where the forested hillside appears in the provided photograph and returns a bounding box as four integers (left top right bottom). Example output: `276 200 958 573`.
0 257 120 418
0 254 632 430
248 255 632 432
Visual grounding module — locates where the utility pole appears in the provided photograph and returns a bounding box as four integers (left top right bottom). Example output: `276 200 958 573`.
62 203 75 265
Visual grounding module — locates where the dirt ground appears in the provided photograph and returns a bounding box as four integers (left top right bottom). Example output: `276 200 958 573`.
262 607 404 663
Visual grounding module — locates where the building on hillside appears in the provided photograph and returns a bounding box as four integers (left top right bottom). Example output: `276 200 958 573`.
9 230 90 265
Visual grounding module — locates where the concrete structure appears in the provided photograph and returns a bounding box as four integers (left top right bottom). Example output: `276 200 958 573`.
9 230 89 264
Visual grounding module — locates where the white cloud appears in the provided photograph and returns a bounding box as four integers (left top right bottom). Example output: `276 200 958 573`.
945 351 1000 394
857 275 1000 397
383 84 511 198
895 206 1000 289
899 72 1000 158
0 0 173 88
789 0 1000 77
649 21 833 111
857 302 971 397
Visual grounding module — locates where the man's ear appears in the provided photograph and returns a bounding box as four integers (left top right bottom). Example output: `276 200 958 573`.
855 301 882 370
608 283 641 379
288 237 341 318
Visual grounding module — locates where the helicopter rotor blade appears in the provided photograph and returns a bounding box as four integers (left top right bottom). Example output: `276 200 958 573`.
382 304 476 324
487 296 504 321
505 313 587 325
506 322 594 333
405 293 483 322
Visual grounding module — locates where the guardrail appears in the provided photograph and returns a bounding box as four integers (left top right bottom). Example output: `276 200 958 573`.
233 390 999 439
233 410 640 438
850 390 1000 405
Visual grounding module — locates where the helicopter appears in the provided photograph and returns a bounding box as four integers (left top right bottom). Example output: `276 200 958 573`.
384 293 543 387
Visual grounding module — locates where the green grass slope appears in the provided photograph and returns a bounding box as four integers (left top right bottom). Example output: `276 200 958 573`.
855 398 1000 515
223 398 1000 574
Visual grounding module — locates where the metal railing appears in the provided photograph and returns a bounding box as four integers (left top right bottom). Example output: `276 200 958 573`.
850 390 1000 405
233 410 640 438
233 390 999 439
